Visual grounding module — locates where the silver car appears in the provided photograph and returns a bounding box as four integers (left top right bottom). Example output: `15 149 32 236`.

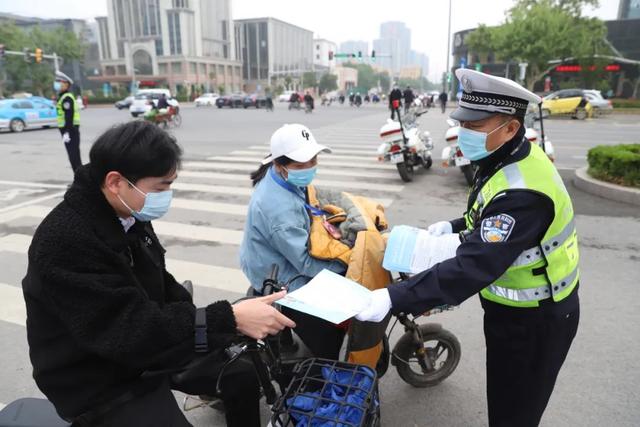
583 90 613 115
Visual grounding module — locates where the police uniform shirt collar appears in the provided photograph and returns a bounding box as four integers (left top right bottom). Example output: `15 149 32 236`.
451 69 541 122
474 125 527 173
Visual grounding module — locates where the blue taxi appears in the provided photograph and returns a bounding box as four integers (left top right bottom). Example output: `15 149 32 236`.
0 97 58 132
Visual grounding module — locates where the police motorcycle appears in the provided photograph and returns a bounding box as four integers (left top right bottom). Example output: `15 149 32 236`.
377 100 434 182
442 105 555 186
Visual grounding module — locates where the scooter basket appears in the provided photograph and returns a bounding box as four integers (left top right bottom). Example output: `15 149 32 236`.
271 358 380 427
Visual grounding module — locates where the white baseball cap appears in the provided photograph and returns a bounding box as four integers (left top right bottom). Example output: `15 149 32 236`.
261 124 331 165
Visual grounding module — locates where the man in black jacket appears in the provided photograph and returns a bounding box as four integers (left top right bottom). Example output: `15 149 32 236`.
403 86 415 112
22 121 294 426
388 84 402 120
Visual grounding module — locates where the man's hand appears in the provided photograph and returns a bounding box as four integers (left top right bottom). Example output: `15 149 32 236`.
62 133 71 144
427 221 452 236
355 288 392 323
232 291 296 340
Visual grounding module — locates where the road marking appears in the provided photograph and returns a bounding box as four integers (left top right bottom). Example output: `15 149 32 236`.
180 171 404 193
171 198 248 216
0 180 67 190
0 188 46 201
0 234 249 294
205 156 396 170
0 205 244 245
0 283 26 326
244 146 376 155
173 181 254 196
227 150 378 163
182 161 398 179
0 191 66 214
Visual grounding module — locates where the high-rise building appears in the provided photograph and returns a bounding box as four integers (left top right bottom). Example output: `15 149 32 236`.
409 50 429 77
373 21 411 75
618 0 640 19
339 40 369 57
95 0 242 94
234 17 313 92
313 39 337 70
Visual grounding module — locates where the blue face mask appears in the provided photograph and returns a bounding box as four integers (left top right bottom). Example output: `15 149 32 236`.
284 166 317 187
118 179 173 222
53 81 62 92
457 120 510 161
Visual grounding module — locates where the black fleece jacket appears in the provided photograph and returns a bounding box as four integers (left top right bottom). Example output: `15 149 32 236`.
22 164 237 419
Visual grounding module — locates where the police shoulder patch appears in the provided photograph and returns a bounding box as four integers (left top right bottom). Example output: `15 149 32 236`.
481 214 515 243
62 101 71 110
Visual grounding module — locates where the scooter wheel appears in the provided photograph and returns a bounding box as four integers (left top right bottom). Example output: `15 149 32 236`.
393 324 461 388
423 156 433 169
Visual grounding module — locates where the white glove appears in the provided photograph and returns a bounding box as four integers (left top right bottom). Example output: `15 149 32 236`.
427 221 452 236
62 132 71 144
355 289 392 323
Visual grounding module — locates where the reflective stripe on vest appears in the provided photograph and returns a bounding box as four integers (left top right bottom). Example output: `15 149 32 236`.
57 92 80 127
465 142 580 308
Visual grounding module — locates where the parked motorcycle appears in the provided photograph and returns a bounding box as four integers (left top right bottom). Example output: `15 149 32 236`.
378 102 434 182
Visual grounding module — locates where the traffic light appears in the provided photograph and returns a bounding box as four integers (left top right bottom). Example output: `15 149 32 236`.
474 63 482 72
0 44 5 58
328 51 334 61
357 51 362 62
447 72 452 83
23 48 31 63
35 48 43 63
371 50 376 62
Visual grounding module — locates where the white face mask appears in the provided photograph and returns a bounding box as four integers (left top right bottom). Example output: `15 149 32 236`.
117 178 173 222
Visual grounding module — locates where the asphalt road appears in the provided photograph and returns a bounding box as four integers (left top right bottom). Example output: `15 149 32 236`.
0 102 638 426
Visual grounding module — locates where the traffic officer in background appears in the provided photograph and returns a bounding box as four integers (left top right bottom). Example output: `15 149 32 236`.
54 71 81 173
357 69 580 427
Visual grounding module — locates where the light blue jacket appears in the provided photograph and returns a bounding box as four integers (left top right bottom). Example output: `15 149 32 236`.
239 167 346 292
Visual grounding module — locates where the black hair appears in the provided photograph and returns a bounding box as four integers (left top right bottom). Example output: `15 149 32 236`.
250 155 294 187
89 120 182 184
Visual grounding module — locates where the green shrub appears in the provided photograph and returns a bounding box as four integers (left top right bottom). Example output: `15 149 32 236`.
587 144 640 188
610 99 640 109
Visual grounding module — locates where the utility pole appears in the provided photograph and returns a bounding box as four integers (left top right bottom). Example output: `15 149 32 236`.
445 0 452 95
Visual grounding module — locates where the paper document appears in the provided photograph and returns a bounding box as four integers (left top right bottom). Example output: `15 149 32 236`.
383 225 460 274
276 269 372 324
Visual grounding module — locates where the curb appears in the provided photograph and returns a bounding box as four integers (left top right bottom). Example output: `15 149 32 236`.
573 167 640 206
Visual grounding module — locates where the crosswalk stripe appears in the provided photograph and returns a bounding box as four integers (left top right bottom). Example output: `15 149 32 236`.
205 156 396 170
182 162 398 180
227 151 378 163
180 171 404 193
0 234 249 294
0 283 26 326
173 181 254 196
171 198 248 216
244 146 376 155
0 206 244 245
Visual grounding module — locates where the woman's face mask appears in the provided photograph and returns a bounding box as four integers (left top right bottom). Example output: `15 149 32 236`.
283 166 317 187
117 178 173 222
53 81 62 92
457 120 511 161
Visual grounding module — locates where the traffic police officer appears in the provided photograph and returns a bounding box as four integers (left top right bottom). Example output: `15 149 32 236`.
357 69 580 427
54 71 81 172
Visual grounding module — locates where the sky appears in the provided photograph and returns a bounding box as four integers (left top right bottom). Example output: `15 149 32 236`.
0 0 620 81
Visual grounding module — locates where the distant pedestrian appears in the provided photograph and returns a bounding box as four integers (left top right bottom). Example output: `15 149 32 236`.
439 91 448 114
389 84 402 120
403 86 415 112
54 71 81 174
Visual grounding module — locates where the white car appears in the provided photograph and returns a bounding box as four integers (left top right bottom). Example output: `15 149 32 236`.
129 89 179 117
583 89 613 115
278 91 296 102
194 93 220 107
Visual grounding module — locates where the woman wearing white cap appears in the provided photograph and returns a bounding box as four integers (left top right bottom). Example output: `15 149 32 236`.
239 124 347 359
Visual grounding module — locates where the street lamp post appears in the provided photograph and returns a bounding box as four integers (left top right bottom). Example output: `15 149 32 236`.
445 0 452 95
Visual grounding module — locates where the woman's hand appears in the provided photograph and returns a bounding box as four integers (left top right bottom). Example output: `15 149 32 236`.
232 291 296 340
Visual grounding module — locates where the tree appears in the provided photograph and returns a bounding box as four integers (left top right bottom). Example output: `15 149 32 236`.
466 0 609 90
318 73 338 93
0 23 85 96
302 72 317 89
343 63 377 91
